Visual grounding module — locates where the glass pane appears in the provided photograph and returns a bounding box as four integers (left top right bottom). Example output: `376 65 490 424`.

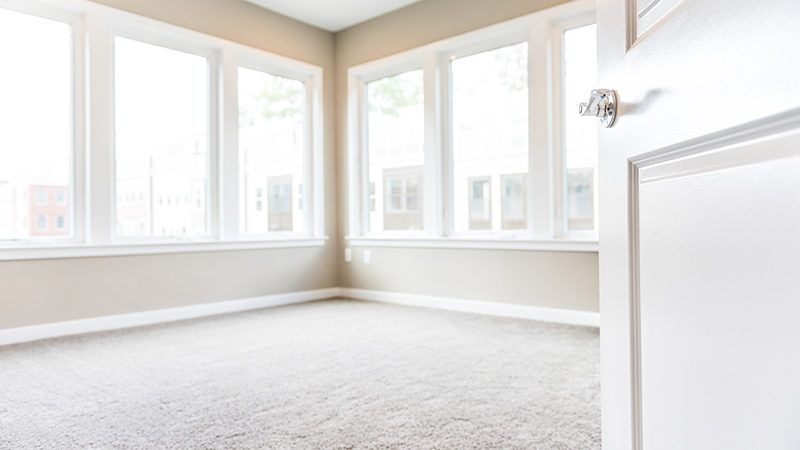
452 42 528 232
468 177 491 230
114 37 209 238
366 69 424 232
238 67 306 234
0 9 72 241
501 174 527 230
563 24 598 232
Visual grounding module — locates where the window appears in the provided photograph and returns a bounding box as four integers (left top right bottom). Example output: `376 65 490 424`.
0 8 73 241
501 174 527 230
55 189 67 205
468 177 491 230
366 69 425 232
562 24 598 232
36 215 47 231
452 42 528 233
347 2 598 249
0 1 324 259
382 166 423 230
35 189 49 206
267 175 293 232
238 67 306 235
114 37 210 239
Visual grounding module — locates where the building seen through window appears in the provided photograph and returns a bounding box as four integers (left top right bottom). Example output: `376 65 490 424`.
382 166 423 230
366 69 425 232
452 42 529 233
114 37 210 238
563 24 598 232
238 67 306 235
0 8 72 240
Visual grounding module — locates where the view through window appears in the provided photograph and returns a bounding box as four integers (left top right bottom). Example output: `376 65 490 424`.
366 69 425 232
563 24 598 232
451 42 529 232
0 9 73 241
238 67 306 235
114 37 210 238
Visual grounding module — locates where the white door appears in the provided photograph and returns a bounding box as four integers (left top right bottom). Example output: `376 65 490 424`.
597 0 800 448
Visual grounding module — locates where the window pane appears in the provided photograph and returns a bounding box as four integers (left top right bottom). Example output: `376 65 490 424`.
114 37 209 238
0 9 72 240
452 42 528 232
238 67 306 234
563 24 598 232
468 177 491 230
366 69 424 232
501 174 527 230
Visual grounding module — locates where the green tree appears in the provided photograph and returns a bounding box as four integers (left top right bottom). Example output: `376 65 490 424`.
368 71 423 117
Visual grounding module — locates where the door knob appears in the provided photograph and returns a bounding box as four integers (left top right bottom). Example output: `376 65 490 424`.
578 89 617 128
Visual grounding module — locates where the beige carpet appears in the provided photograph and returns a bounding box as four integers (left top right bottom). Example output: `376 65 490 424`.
0 299 600 449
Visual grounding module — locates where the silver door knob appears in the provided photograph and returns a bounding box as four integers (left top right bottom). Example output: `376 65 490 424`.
579 89 617 128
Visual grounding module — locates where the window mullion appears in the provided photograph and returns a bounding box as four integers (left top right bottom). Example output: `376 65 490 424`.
72 15 88 244
86 12 114 246
219 48 239 241
347 75 364 236
309 72 325 238
438 55 454 237
529 19 553 238
423 53 442 237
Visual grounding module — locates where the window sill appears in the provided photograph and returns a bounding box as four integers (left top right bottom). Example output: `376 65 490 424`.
345 236 598 252
0 237 328 261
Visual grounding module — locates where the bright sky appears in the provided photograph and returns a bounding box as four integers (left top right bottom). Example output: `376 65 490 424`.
114 36 209 177
0 8 71 185
564 24 598 169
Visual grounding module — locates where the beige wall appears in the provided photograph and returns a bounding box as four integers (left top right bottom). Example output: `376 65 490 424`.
0 0 338 329
335 0 599 312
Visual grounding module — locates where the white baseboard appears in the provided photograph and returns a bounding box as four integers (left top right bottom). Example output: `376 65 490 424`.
0 286 598 347
339 288 599 327
0 287 340 347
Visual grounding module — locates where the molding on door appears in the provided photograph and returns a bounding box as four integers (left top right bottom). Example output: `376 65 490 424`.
340 288 600 327
626 0 684 48
627 107 800 449
0 288 341 347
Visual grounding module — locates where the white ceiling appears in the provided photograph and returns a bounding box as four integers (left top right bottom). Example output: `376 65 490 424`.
243 0 423 32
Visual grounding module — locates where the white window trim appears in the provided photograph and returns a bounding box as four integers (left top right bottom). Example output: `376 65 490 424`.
0 0 326 260
346 0 597 252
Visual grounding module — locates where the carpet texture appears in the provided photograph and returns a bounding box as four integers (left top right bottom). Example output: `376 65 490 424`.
0 299 600 449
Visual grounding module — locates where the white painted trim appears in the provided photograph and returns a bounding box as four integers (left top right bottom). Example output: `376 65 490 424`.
0 288 340 346
340 288 600 327
0 237 328 261
0 286 598 347
345 236 598 252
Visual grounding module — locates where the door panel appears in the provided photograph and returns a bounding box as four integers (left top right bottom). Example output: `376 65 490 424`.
635 122 800 449
598 0 800 448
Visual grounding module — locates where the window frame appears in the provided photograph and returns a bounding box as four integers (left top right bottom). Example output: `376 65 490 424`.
234 55 318 240
0 0 326 260
551 12 600 241
357 61 428 238
346 0 597 252
110 27 220 244
0 0 86 246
